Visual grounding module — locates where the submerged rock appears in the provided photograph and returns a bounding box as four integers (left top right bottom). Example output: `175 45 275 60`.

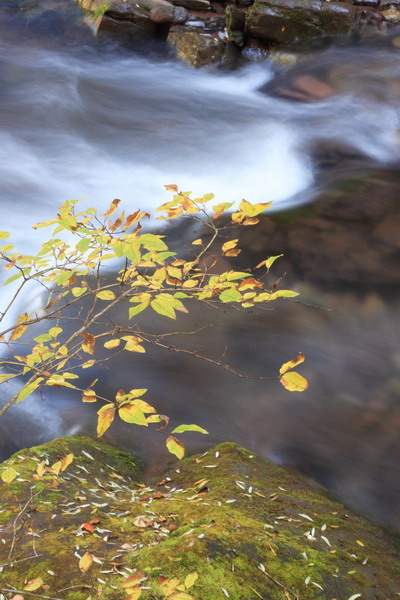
0 436 399 598
168 26 226 66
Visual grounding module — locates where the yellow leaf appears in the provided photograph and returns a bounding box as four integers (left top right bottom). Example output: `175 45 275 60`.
184 572 198 590
97 405 116 436
61 453 74 471
50 461 62 475
126 587 142 600
24 578 44 591
192 239 203 246
162 577 181 596
36 461 47 478
166 436 185 459
122 335 146 353
1 467 18 483
82 389 97 403
104 338 121 349
356 540 365 547
279 353 305 375
222 239 238 253
96 290 116 300
79 551 93 573
169 594 195 600
131 399 157 414
279 371 309 392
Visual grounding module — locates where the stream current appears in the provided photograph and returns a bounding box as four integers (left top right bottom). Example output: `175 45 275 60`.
0 1 400 529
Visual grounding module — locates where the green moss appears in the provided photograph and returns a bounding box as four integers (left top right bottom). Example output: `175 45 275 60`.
0 437 399 599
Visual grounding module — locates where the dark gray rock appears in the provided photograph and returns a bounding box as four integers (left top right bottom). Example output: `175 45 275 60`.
172 0 211 9
245 0 356 44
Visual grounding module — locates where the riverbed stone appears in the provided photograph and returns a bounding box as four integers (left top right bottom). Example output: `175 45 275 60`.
245 0 356 45
168 26 226 66
172 0 211 10
77 0 187 41
0 435 400 598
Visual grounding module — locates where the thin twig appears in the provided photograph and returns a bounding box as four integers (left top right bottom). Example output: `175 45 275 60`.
258 564 300 600
1 588 63 600
0 553 43 568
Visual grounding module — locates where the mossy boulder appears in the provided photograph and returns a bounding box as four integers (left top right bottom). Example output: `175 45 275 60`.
0 436 399 599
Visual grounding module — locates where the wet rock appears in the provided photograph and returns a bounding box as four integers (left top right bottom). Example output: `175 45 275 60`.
168 25 226 66
381 5 400 19
78 0 187 42
172 0 211 9
1 436 400 599
245 0 356 45
97 13 157 42
226 4 245 44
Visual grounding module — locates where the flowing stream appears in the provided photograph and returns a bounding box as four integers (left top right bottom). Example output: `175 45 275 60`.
1 1 400 529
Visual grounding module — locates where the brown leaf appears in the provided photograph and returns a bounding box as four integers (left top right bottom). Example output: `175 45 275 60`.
10 313 28 341
81 333 95 355
82 522 95 533
164 184 179 192
243 217 260 226
104 198 120 218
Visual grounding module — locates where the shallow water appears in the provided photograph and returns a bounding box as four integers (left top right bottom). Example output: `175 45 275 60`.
0 2 400 528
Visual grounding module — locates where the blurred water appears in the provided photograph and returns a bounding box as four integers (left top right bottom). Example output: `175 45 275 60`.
1 2 400 528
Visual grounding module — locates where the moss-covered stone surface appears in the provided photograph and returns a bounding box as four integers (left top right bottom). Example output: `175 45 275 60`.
0 436 399 599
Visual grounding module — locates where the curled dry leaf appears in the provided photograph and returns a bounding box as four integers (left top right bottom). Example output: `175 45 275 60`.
279 353 305 375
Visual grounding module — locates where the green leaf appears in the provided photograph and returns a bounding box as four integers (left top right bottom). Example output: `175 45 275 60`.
265 254 283 269
129 302 148 319
219 289 242 303
171 424 208 435
3 272 23 286
139 234 168 251
16 378 44 403
119 403 148 426
33 334 52 343
96 290 116 300
269 289 299 300
1 467 18 483
76 238 91 252
151 294 176 319
166 436 185 459
49 326 62 339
